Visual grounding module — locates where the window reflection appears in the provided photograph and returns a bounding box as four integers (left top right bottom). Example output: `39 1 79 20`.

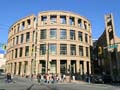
60 16 66 24
49 44 57 55
70 30 75 40
60 29 66 39
50 29 57 39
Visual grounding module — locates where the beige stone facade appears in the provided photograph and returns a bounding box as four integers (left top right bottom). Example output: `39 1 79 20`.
6 11 92 77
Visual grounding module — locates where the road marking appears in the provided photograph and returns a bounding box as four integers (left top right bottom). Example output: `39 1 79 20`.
27 84 34 90
80 84 109 89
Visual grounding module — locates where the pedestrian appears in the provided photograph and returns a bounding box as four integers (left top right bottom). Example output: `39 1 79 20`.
41 74 44 83
6 73 11 83
31 74 33 81
37 73 41 83
72 75 75 81
63 74 66 82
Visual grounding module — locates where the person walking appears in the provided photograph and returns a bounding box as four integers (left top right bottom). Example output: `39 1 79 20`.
37 73 41 83
6 73 11 83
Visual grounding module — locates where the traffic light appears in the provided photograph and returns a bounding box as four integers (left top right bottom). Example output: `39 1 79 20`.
2 44 6 50
98 46 102 55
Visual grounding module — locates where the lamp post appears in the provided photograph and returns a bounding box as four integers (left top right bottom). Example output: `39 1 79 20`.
46 43 49 74
68 65 71 83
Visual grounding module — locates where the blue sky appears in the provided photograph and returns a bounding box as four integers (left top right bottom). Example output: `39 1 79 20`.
0 0 120 44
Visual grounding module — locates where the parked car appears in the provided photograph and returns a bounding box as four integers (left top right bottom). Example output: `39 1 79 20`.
92 75 104 83
102 75 112 84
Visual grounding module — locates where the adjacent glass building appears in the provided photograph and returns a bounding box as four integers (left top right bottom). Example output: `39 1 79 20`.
6 11 92 77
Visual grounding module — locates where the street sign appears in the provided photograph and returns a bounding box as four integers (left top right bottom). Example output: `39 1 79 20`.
108 44 118 49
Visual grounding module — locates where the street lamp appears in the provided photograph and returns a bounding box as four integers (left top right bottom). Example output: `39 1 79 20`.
46 43 50 74
68 65 71 83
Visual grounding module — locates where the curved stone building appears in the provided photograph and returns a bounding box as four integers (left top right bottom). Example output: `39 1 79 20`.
6 11 92 77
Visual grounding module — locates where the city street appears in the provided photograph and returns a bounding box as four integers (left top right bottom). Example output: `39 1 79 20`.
0 75 120 90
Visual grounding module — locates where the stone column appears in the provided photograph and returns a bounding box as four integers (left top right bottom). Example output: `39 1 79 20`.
23 32 26 43
27 60 31 76
8 63 10 73
84 61 87 75
16 62 19 75
67 60 71 73
83 46 86 57
47 15 50 25
57 15 60 24
31 18 34 28
10 63 12 74
30 31 33 43
80 62 83 75
23 47 25 57
25 20 28 29
20 61 25 76
39 61 42 74
36 60 39 75
67 44 70 56
67 28 70 40
86 23 88 31
66 15 69 25
57 60 60 74
12 63 14 74
17 48 20 58
82 20 84 29
76 44 79 56
75 18 78 27
89 61 91 74
47 29 50 40
76 60 80 73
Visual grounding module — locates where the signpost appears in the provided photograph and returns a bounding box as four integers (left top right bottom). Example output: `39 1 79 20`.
104 44 118 49
108 44 118 49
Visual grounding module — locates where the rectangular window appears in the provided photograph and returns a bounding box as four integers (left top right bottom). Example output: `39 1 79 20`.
70 30 75 40
26 32 30 42
16 36 19 44
40 29 46 39
60 16 66 24
78 31 83 41
69 17 75 25
20 34 24 43
15 49 18 58
60 44 67 55
40 44 46 55
85 34 88 43
17 24 20 32
49 44 57 55
84 21 87 30
86 47 89 57
25 46 29 56
79 46 83 56
70 44 76 55
33 18 37 28
78 19 82 27
50 15 57 24
19 47 23 57
50 29 57 39
21 22 25 30
27 19 31 28
41 16 47 25
60 29 66 39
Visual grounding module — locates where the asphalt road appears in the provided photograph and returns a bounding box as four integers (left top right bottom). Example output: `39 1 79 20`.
29 83 120 90
0 75 120 90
